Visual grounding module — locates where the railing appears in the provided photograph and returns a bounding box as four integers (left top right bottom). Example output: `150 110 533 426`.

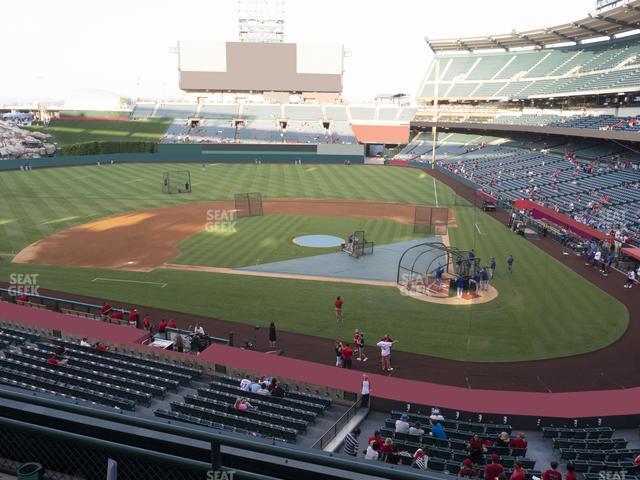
311 398 362 450
165 326 230 346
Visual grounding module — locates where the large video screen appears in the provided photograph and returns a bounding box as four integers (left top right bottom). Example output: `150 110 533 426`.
178 41 343 93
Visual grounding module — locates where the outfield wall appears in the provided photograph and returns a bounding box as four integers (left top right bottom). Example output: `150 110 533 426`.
0 143 364 171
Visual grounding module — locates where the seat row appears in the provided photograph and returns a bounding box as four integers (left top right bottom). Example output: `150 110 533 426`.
162 402 298 442
542 426 614 439
216 374 332 408
389 410 512 435
559 447 640 462
0 326 39 345
552 437 628 451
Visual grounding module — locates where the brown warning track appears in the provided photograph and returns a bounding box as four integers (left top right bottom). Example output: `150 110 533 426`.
8 185 639 393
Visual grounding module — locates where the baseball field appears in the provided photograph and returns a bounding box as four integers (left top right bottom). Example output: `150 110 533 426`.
0 163 628 362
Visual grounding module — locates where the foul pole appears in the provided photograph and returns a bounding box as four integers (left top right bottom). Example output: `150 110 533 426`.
431 59 440 169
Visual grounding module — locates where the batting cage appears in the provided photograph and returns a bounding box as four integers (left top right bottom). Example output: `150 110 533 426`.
350 230 374 258
162 171 191 194
413 206 449 235
234 192 264 218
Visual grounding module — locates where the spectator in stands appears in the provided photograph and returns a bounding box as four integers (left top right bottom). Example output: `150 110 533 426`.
376 335 397 372
343 427 360 457
256 383 270 396
467 434 485 464
335 340 343 367
395 413 411 434
167 319 177 329
368 430 383 449
543 462 562 480
409 422 424 436
249 378 261 393
364 440 379 460
510 461 526 480
459 458 477 478
194 324 205 335
47 353 62 366
341 343 353 369
509 432 527 450
565 463 576 480
93 342 108 351
79 338 91 347
430 408 444 421
380 437 394 459
496 432 510 447
412 448 428 470
268 378 278 392
430 419 447 440
268 322 277 348
484 454 504 480
271 382 285 399
239 375 252 391
128 308 139 328
233 397 256 412
142 314 151 331
361 374 370 408
157 319 167 338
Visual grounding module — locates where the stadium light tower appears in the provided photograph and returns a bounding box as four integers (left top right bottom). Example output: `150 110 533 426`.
238 0 286 43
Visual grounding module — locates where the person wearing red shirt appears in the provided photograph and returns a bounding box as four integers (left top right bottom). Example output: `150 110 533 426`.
484 454 504 480
158 320 167 338
94 342 108 351
341 343 353 369
47 354 59 366
368 431 383 450
459 458 477 478
510 461 526 480
467 434 485 464
167 319 177 329
129 309 139 328
543 462 562 480
509 432 528 450
565 463 576 480
334 296 344 322
17 293 28 304
142 314 151 331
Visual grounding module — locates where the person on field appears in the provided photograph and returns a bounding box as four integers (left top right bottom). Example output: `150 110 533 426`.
268 322 277 348
342 343 353 369
377 335 397 372
507 255 514 273
335 339 343 367
490 257 497 278
456 275 465 299
354 328 367 362
335 296 344 322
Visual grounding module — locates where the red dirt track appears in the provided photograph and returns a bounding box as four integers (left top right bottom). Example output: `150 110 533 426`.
7 177 639 393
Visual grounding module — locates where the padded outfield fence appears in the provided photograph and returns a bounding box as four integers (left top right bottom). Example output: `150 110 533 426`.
234 192 264 218
413 206 449 234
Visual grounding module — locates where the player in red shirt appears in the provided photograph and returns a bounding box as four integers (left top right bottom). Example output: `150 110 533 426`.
510 461 526 480
142 314 151 330
167 319 177 329
543 462 562 480
341 343 353 369
17 293 28 304
128 308 139 328
334 296 344 322
484 454 504 480
158 320 167 335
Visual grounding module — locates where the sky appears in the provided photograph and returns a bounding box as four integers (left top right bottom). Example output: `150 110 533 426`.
1 0 595 104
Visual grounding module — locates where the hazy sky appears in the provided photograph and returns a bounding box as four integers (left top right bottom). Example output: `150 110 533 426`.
2 0 595 103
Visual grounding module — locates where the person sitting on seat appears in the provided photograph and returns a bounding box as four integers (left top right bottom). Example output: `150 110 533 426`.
234 397 256 412
256 383 270 395
509 432 527 449
395 413 411 434
79 338 91 347
47 353 67 366
271 382 285 399
239 375 252 391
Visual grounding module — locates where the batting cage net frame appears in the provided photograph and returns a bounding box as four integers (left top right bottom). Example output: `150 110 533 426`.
342 230 374 258
397 242 481 295
413 206 449 235
162 171 191 194
234 192 264 218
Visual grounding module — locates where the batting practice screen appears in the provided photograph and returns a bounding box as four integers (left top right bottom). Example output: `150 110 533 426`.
414 206 449 234
234 192 264 218
162 171 191 194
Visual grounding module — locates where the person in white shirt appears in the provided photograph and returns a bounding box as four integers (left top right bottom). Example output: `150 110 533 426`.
194 324 205 335
239 375 252 391
364 441 379 460
79 338 91 347
395 413 411 434
361 374 370 408
376 335 398 372
430 408 445 422
625 268 636 288
409 422 425 436
256 383 270 395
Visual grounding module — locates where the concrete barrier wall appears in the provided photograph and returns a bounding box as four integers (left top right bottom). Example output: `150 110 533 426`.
0 143 364 171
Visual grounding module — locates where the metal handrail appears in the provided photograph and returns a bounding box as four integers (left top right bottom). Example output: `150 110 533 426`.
311 398 361 450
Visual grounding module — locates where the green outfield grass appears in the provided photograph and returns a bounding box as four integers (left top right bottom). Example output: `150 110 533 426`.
0 163 628 362
173 214 421 267
26 119 171 146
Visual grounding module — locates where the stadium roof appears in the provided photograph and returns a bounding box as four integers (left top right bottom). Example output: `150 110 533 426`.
425 0 640 52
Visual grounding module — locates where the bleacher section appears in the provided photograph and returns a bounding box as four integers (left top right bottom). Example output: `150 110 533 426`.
418 34 640 101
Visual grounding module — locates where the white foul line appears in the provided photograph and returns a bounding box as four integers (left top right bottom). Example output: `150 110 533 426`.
433 177 439 207
474 223 483 235
92 277 167 288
